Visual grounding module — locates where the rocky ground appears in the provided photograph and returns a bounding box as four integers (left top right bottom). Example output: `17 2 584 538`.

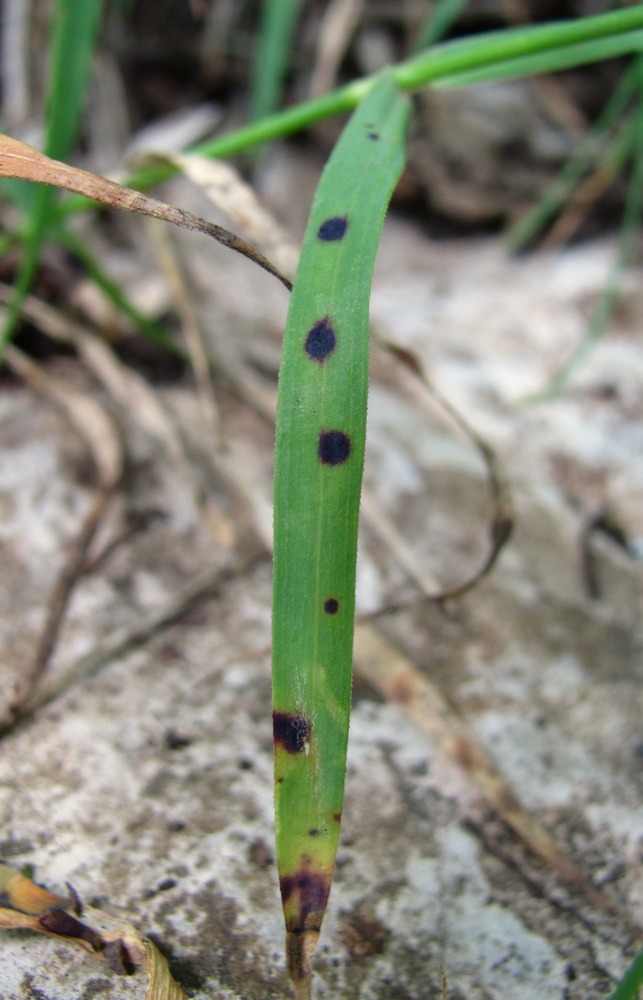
0 179 641 997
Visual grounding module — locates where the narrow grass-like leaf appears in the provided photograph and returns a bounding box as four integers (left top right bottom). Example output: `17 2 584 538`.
44 0 103 162
529 57 643 400
2 0 103 346
272 72 410 995
426 30 643 90
605 948 643 1000
59 228 183 356
506 57 641 252
251 0 304 121
56 7 643 209
413 0 471 52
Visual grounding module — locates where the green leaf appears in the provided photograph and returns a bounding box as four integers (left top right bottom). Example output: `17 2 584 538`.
251 0 304 121
605 948 643 1000
271 71 410 995
2 0 103 352
56 7 643 210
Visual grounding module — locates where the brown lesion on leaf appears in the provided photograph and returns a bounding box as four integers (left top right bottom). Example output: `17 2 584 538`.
280 859 331 934
280 857 332 985
273 711 311 754
103 938 137 975
38 907 103 951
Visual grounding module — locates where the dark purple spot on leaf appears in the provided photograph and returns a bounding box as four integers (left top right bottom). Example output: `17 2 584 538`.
305 316 336 362
324 598 339 615
280 867 330 930
317 216 348 241
273 712 310 754
318 430 351 466
368 132 380 141
308 828 320 837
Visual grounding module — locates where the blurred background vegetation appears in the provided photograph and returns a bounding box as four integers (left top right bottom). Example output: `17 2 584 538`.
0 0 640 377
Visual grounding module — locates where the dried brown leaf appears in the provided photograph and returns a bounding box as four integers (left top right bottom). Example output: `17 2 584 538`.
151 151 299 281
0 133 292 290
0 864 186 999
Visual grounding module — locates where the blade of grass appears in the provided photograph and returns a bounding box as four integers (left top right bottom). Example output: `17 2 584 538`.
251 0 304 121
59 228 184 356
506 56 641 252
2 0 103 348
605 948 643 1000
427 30 643 89
413 0 471 52
54 6 643 210
529 55 643 401
272 71 410 997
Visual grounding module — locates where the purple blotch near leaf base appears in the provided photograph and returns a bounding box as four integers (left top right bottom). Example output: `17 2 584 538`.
305 316 336 362
324 598 339 615
318 430 351 466
280 868 331 929
317 216 348 241
273 712 310 754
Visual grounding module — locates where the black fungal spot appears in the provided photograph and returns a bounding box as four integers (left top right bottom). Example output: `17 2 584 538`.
305 316 336 362
324 598 339 615
317 216 348 241
273 712 310 754
318 430 351 466
308 828 321 837
367 132 380 141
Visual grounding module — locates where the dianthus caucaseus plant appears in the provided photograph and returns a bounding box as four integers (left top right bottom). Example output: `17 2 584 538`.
1 6 643 1000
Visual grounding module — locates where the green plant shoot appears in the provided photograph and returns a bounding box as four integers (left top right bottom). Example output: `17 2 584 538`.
272 72 410 995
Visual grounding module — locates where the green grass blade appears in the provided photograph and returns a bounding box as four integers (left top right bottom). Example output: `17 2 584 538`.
426 30 643 89
605 948 643 1000
251 0 304 121
530 59 643 402
396 7 643 90
58 228 183 356
55 6 643 213
2 0 103 351
44 0 103 162
507 57 641 252
272 72 410 994
413 0 471 52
